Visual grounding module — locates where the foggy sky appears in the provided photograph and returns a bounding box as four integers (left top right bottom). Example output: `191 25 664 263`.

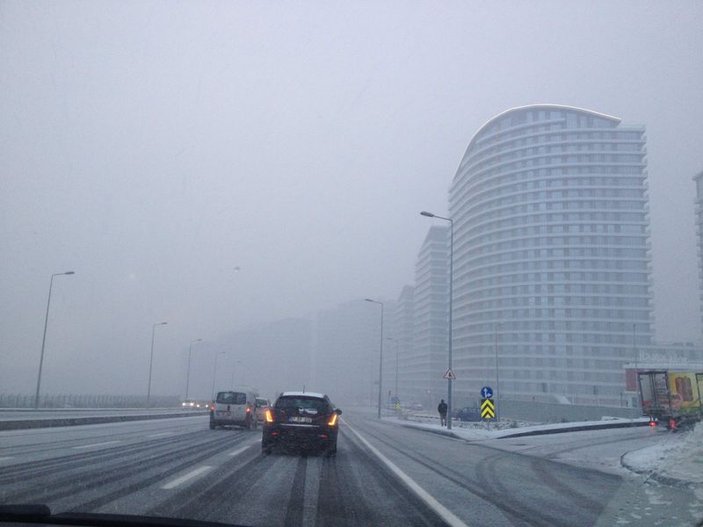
1 1 702 397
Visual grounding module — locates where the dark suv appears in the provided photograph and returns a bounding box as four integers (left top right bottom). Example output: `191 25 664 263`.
261 392 341 456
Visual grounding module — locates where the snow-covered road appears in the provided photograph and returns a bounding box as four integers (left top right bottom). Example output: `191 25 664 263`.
1 411 701 526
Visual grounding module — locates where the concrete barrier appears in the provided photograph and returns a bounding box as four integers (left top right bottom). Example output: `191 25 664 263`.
0 411 208 431
495 419 650 439
494 399 641 422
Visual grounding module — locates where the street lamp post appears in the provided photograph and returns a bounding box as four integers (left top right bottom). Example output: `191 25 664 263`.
633 323 638 372
421 210 454 429
34 271 75 409
185 338 202 400
386 337 399 401
495 323 500 420
632 323 638 408
394 341 399 400
365 298 384 419
211 351 226 397
147 321 168 407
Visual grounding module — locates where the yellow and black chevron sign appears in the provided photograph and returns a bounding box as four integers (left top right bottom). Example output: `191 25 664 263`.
480 398 495 419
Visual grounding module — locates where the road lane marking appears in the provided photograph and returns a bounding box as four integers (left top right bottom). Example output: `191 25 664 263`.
302 457 322 527
0 457 14 462
345 422 469 527
148 432 175 438
72 441 121 450
228 445 252 456
161 465 212 489
228 438 261 456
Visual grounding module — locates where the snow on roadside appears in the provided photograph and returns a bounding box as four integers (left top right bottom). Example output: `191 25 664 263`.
384 416 494 440
623 423 703 484
654 422 703 484
622 433 684 472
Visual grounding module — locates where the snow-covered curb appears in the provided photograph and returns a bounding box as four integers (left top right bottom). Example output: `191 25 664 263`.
385 415 650 440
621 423 703 486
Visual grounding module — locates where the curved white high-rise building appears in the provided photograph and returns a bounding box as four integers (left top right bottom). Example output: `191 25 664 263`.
449 104 653 406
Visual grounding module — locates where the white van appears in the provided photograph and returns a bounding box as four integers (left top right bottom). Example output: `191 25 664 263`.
210 390 258 430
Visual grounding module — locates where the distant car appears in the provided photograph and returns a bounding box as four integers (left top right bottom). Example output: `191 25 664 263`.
409 402 423 411
182 399 209 410
262 391 341 456
210 390 257 430
255 398 270 422
454 406 481 422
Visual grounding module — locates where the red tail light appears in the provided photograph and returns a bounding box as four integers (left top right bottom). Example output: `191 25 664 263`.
265 408 274 423
246 407 251 413
327 413 338 426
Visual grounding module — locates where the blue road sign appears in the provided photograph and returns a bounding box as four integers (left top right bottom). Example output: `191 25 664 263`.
481 386 493 399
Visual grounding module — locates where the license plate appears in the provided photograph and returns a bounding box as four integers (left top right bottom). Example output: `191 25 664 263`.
289 416 312 423
216 411 231 416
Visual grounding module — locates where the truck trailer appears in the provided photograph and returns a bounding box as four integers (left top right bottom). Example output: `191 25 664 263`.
637 370 703 430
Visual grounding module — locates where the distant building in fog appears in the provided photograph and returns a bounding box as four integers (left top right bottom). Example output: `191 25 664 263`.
449 104 653 406
220 318 312 401
392 285 414 402
694 170 703 337
313 299 385 406
410 225 449 407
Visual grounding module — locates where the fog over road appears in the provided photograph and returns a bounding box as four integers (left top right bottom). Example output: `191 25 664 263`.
0 413 698 526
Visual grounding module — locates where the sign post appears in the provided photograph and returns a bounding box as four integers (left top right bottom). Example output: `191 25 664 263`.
480 386 496 426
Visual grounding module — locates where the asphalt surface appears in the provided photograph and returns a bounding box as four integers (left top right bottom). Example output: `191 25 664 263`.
1 412 701 526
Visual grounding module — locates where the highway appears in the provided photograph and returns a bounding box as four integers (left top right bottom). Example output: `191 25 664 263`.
0 412 700 526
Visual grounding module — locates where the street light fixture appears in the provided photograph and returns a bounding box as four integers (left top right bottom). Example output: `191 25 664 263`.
365 298 384 419
211 351 226 397
185 338 203 400
34 271 75 409
146 321 168 407
420 210 454 430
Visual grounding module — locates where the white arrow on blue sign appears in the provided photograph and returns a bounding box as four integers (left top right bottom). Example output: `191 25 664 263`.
481 386 493 399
